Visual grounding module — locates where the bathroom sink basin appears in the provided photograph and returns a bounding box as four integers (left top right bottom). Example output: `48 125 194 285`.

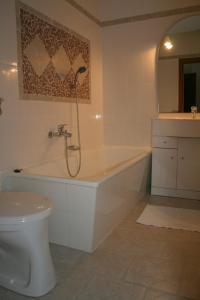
158 113 200 120
153 117 200 137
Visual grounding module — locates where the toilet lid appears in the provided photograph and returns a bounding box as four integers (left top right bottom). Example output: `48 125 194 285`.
0 192 52 224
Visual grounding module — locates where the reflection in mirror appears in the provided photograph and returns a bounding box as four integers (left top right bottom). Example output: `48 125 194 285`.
158 16 200 113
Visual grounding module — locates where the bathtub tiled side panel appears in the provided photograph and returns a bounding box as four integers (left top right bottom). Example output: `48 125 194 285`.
2 153 151 253
92 156 151 250
65 184 96 252
2 175 97 252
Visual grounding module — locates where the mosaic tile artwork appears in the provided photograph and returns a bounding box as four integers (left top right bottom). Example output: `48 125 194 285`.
16 1 90 103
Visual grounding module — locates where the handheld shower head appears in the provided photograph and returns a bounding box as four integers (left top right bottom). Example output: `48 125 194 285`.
74 66 87 85
77 66 87 74
74 66 87 84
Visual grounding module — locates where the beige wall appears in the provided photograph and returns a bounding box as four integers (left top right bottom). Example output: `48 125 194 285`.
0 0 103 171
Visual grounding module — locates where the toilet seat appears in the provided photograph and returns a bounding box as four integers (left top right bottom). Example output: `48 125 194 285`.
0 192 52 225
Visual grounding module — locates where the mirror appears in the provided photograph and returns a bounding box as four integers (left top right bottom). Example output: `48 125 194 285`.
158 16 200 113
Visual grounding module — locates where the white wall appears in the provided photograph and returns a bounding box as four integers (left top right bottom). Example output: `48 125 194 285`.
0 0 103 171
102 13 195 146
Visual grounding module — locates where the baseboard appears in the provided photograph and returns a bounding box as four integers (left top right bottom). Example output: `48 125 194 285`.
151 187 200 200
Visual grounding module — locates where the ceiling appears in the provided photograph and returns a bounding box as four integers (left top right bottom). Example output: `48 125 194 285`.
73 0 200 22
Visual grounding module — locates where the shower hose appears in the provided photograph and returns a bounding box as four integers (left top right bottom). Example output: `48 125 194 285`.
64 83 82 178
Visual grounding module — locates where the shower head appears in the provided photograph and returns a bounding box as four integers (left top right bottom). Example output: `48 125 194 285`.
74 66 87 84
76 66 87 76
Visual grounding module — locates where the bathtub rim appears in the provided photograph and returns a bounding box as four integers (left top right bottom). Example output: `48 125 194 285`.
4 148 152 188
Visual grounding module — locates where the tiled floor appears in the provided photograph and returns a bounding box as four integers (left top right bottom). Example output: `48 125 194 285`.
1 195 200 300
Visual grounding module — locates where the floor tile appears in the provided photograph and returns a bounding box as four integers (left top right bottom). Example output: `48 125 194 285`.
39 268 92 300
178 264 200 300
0 288 36 300
144 288 192 300
50 243 88 285
76 248 131 281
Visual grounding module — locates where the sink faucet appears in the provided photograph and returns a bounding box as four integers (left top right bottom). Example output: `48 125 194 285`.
191 106 197 119
48 124 72 138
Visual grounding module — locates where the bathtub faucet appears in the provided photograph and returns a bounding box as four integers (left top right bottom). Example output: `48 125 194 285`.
48 124 72 138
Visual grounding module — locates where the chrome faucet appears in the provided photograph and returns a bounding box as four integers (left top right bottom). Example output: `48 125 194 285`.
48 124 72 138
191 106 197 119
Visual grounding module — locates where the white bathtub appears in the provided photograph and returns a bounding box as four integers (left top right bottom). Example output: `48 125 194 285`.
3 146 151 252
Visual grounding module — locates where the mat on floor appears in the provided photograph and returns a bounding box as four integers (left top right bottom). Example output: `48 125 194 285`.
137 204 200 232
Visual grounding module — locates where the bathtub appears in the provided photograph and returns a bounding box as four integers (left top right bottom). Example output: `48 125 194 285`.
3 146 151 252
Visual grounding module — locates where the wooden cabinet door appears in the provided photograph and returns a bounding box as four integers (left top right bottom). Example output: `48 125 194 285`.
177 138 200 191
152 148 177 188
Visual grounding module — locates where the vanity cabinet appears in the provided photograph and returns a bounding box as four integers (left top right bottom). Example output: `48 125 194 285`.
152 135 200 199
177 138 200 191
152 148 177 189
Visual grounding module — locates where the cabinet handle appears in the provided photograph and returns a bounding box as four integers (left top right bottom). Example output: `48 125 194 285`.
180 156 184 160
170 156 174 160
163 141 167 144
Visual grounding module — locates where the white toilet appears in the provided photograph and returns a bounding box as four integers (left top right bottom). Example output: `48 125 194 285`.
0 192 56 297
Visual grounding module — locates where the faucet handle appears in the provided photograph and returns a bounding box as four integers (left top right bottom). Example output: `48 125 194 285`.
57 124 67 132
191 106 197 113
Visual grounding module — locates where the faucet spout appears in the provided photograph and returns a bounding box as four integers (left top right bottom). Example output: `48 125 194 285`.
63 131 72 138
48 124 72 138
191 106 197 119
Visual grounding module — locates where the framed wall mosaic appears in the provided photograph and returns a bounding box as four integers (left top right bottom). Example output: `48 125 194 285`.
16 1 90 103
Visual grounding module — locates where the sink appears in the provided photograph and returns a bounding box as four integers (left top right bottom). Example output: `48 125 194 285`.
158 113 200 120
153 117 200 137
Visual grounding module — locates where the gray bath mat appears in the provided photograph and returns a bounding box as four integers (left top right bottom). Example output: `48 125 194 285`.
137 204 200 232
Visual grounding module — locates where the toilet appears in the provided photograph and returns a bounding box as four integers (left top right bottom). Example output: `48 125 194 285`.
0 192 56 297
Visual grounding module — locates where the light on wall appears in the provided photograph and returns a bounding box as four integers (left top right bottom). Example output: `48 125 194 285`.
0 61 18 77
95 114 102 120
164 37 173 50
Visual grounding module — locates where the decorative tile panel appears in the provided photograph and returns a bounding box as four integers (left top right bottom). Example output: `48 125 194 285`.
52 46 71 79
16 1 90 103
